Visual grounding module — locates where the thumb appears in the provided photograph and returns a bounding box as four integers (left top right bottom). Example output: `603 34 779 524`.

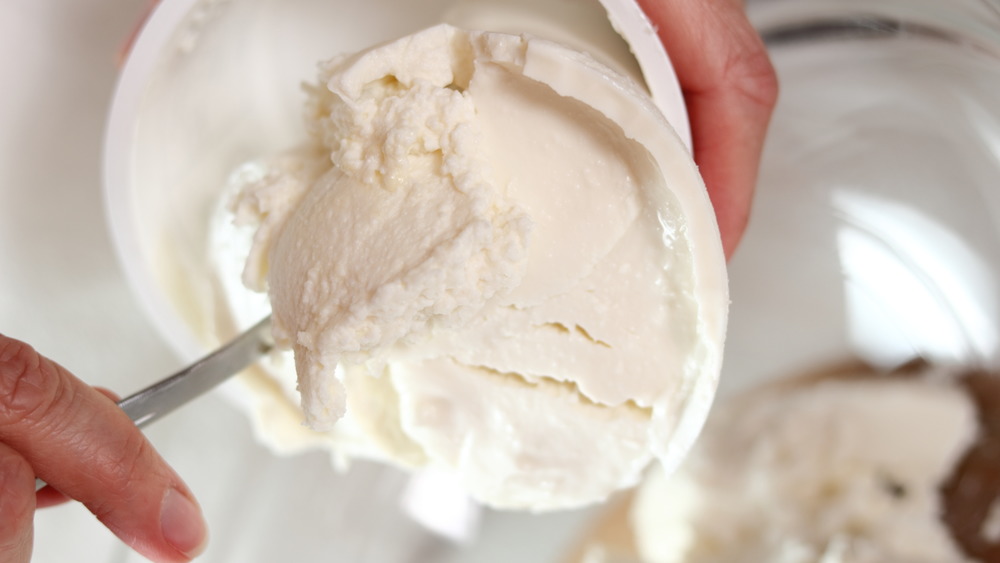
0 335 207 562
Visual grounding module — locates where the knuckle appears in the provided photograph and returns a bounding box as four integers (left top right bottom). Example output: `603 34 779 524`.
111 432 154 488
94 430 156 498
727 42 779 111
65 430 156 523
0 338 63 426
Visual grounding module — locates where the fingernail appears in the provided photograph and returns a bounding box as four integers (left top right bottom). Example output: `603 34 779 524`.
161 487 207 557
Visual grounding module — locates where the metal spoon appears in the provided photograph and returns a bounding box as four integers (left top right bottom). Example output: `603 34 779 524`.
36 316 273 490
118 316 274 428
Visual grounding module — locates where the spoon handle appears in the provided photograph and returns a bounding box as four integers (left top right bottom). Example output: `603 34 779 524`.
36 316 273 491
120 316 273 428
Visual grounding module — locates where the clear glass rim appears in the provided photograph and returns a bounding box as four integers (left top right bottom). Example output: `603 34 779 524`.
752 0 1000 56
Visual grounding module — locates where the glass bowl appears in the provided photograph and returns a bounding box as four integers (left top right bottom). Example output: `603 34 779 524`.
568 2 1000 561
723 0 1000 396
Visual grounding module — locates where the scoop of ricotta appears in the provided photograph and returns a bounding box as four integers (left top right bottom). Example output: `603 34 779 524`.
214 24 727 510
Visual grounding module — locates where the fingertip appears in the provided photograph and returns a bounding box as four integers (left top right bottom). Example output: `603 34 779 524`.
718 196 751 260
97 482 208 563
161 488 208 559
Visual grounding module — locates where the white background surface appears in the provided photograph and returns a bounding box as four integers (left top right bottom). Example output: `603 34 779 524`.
1 2 597 561
2 0 176 560
2 1 267 560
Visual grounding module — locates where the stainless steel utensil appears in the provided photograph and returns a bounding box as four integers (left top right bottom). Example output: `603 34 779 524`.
35 316 273 490
119 316 273 428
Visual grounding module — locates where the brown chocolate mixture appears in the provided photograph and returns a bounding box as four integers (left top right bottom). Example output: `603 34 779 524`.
942 371 1000 562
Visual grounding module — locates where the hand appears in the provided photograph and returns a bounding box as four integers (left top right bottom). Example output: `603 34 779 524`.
0 335 206 562
638 0 778 259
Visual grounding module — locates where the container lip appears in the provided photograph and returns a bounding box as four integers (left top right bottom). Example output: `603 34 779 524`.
103 0 206 361
600 0 692 150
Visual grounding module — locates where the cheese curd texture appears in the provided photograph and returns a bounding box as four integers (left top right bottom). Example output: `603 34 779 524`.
632 373 976 562
212 24 727 510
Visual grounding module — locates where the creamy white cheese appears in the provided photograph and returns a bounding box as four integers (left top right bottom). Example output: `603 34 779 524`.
632 372 976 563
211 24 726 510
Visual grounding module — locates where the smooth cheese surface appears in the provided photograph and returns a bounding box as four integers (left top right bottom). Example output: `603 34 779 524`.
211 24 726 510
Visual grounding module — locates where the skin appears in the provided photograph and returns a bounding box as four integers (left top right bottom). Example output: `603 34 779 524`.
638 0 778 259
0 335 206 562
5 1 776 561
